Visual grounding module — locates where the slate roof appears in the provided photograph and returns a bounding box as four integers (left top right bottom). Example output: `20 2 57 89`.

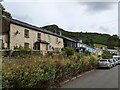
3 16 78 43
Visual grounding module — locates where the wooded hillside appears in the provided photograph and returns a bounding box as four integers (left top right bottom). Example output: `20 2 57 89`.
42 25 120 48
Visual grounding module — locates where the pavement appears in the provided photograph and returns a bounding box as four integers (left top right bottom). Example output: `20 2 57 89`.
60 65 119 88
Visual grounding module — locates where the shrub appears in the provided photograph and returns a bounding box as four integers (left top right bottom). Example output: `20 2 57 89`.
89 55 98 68
102 50 113 59
2 50 11 57
46 51 54 57
63 47 75 57
2 45 36 58
2 56 56 88
2 52 98 89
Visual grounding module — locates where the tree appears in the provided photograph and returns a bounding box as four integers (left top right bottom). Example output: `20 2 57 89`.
63 47 75 57
102 50 113 59
84 38 94 47
107 46 115 49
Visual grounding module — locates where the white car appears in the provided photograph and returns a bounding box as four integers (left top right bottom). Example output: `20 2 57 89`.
113 59 118 65
118 59 120 65
109 59 115 67
98 59 112 68
113 56 120 64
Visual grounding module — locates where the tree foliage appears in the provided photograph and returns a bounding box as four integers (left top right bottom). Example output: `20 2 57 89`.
102 50 113 59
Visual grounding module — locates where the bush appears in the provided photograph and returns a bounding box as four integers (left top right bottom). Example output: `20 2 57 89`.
63 47 75 57
2 45 36 58
102 50 113 59
2 56 55 88
2 52 98 89
46 51 54 57
2 50 11 57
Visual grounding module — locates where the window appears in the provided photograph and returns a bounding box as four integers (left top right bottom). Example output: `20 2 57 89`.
24 29 29 38
24 43 29 49
48 35 51 42
46 45 48 51
56 38 58 44
37 33 41 40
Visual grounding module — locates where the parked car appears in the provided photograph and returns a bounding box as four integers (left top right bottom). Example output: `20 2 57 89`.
98 59 112 69
118 58 120 65
109 59 115 67
113 55 120 64
113 59 118 65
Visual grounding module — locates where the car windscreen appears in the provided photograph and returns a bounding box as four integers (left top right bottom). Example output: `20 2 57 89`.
113 57 118 60
99 60 107 62
109 60 113 62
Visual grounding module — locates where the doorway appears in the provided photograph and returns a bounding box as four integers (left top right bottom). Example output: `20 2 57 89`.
34 43 40 50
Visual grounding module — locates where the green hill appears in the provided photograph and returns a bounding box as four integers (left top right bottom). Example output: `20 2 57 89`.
42 24 120 48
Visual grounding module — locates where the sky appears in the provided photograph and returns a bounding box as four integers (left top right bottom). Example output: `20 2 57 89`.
1 0 118 35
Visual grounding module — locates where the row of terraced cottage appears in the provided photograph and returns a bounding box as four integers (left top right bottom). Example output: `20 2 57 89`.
1 8 97 55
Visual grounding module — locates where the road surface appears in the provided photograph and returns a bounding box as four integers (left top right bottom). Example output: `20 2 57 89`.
61 66 119 88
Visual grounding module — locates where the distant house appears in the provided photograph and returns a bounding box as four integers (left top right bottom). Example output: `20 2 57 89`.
84 44 96 54
77 41 96 54
95 48 103 56
107 49 119 55
62 36 78 50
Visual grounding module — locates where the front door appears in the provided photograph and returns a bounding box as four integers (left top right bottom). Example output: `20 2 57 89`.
34 43 40 50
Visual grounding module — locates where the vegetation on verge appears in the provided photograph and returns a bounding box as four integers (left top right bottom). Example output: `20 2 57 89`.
102 50 116 59
2 48 99 89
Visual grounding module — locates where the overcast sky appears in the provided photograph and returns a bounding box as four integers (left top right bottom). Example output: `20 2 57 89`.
2 1 118 35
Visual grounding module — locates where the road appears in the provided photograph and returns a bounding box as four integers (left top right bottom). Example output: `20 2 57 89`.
61 65 119 88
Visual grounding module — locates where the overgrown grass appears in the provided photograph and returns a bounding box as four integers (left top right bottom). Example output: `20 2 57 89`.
2 51 99 89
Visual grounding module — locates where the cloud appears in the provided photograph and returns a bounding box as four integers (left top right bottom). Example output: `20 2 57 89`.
81 2 116 13
12 14 32 23
99 26 109 32
2 2 118 35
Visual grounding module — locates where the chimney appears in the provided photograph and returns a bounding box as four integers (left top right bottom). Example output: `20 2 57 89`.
0 3 5 11
2 10 12 18
0 4 12 18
